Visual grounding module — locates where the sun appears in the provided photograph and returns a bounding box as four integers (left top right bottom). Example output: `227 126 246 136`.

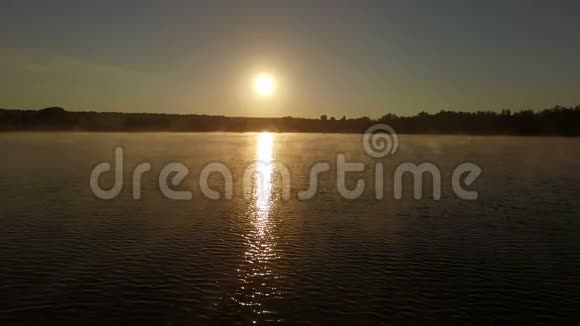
254 73 276 96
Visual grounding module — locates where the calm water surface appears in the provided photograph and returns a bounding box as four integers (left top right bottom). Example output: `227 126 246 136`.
1 133 580 324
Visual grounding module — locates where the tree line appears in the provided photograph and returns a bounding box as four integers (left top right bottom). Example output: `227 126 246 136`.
1 105 579 135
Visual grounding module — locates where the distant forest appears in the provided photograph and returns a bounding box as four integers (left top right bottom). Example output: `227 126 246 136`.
1 106 580 135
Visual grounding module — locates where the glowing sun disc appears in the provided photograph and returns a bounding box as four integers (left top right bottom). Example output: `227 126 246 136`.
254 73 276 96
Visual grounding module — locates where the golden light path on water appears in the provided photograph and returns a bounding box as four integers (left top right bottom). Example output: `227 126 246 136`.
256 133 274 227
234 132 280 320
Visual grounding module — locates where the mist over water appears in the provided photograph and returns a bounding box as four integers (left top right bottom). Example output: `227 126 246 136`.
1 133 580 324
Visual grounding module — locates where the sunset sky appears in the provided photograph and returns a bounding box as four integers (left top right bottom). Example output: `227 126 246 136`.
1 0 579 118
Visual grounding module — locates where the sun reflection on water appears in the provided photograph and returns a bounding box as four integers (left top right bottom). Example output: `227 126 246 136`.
256 133 273 233
233 132 280 320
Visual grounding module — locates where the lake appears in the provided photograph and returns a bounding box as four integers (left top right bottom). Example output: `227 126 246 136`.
1 132 580 324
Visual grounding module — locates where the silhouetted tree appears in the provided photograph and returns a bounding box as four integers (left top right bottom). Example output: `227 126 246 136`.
39 107 67 115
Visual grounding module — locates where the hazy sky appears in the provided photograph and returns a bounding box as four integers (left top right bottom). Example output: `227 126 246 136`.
1 0 579 118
